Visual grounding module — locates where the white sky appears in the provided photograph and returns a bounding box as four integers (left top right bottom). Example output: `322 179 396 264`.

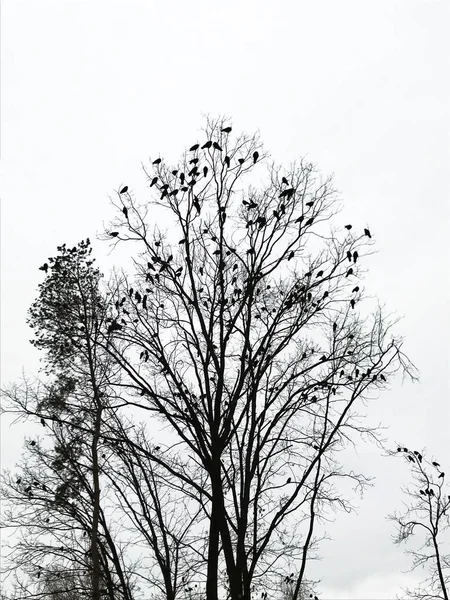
1 1 449 598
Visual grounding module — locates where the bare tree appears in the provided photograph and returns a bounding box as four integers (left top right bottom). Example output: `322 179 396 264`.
97 116 415 600
390 447 449 600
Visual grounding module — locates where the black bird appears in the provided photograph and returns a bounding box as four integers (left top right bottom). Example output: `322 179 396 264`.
203 166 208 177
432 461 440 467
364 228 372 238
179 238 186 244
253 151 259 163
225 156 231 167
190 157 199 164
438 472 445 478
150 176 158 187
333 322 337 332
287 477 291 483
288 251 294 261
152 158 162 165
120 185 128 194
346 268 354 277
109 232 119 238
316 270 324 277
30 440 36 446
347 250 352 262
213 142 222 151
221 126 232 133
353 251 358 263
193 197 201 213
202 141 212 149
281 176 289 185
380 374 386 381
16 478 21 484
344 224 352 230
306 201 314 208
190 144 200 151
419 489 426 496
122 206 128 218
305 217 314 226
39 263 49 273
295 215 304 224
352 286 360 293
350 299 355 309
238 158 245 165
280 187 295 198
40 418 45 427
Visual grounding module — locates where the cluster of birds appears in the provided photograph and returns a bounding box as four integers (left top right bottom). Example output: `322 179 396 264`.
397 448 447 497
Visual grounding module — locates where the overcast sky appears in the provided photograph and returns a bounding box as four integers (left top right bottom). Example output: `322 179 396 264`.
1 1 449 599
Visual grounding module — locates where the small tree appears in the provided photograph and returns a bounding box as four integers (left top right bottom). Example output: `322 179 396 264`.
390 447 449 600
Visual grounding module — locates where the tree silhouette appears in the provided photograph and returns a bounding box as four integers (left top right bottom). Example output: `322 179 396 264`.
390 448 449 600
97 116 415 600
1 241 134 599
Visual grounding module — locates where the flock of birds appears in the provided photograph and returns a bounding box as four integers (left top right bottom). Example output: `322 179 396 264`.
397 447 449 499
103 126 374 339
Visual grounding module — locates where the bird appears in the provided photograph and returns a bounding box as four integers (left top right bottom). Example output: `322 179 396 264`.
281 176 289 185
203 166 208 177
109 232 119 237
288 251 294 261
120 185 128 194
346 268 354 277
306 201 314 208
40 418 45 427
202 141 212 149
350 299 355 309
213 142 222 151
39 263 49 273
30 440 36 446
438 472 445 479
432 462 440 467
253 151 259 164
380 374 386 381
316 270 324 278
333 322 337 332
190 144 199 151
224 156 231 168
344 224 352 230
305 217 314 226
221 126 232 133
16 478 21 484
352 286 360 293
122 207 128 218
347 251 352 262
193 197 201 213
150 176 158 187
353 251 358 263
238 158 245 165
287 477 291 483
364 228 371 238
152 158 162 165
